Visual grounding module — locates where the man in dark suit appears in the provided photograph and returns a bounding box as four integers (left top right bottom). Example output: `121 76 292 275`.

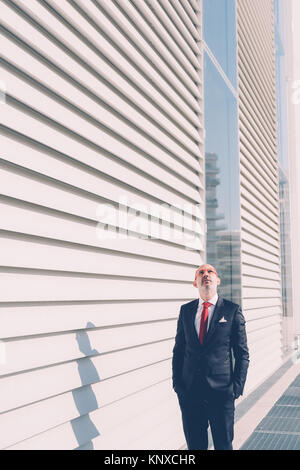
172 264 249 450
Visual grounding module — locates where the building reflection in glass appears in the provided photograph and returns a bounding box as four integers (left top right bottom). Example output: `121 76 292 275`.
203 0 241 306
275 0 293 354
205 153 227 265
205 152 241 305
279 167 293 318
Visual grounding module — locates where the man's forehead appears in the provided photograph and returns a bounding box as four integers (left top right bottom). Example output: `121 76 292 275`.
198 264 217 271
196 264 218 275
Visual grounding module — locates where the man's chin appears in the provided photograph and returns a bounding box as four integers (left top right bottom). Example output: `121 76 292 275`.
199 286 212 295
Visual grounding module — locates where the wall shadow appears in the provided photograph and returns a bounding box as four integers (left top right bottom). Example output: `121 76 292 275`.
71 322 101 449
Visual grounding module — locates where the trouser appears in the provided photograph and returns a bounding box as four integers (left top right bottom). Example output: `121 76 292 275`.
178 376 235 450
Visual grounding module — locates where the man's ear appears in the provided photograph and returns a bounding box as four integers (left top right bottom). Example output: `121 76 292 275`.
217 277 221 286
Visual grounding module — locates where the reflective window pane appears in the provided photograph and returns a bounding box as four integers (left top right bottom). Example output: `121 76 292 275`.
204 52 241 304
203 0 237 89
275 0 293 354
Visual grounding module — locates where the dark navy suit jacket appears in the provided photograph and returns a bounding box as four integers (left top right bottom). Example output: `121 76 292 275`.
172 296 249 399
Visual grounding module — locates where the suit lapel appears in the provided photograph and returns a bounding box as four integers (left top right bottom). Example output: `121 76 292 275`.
203 296 225 345
187 299 200 346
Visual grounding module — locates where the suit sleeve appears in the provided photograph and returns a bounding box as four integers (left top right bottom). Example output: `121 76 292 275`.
231 306 250 398
172 306 185 395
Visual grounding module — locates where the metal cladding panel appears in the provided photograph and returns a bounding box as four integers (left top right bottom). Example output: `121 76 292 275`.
237 0 283 394
0 0 204 450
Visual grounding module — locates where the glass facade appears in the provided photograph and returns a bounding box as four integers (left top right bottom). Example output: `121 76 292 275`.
203 0 237 88
274 0 293 352
203 1 241 305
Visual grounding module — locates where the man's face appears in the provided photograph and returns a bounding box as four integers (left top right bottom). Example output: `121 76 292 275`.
194 264 220 295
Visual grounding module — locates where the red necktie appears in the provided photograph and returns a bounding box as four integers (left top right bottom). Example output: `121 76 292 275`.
199 302 212 344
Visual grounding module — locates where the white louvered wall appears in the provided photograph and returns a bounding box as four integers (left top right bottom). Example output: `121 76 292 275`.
0 0 204 450
236 0 283 393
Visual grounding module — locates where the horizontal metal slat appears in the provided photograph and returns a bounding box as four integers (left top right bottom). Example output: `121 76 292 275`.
0 109 203 209
0 236 197 282
242 275 280 289
238 72 276 144
1 1 200 139
245 353 282 393
1 34 202 163
248 327 282 354
240 184 279 220
86 392 179 450
188 0 200 13
240 167 279 212
142 0 200 68
0 320 177 376
247 348 282 380
180 0 200 26
0 200 202 267
239 124 278 179
158 0 200 51
0 298 183 339
0 272 196 302
242 264 280 281
238 48 276 119
241 251 280 271
129 412 183 450
241 199 279 234
238 0 275 71
2 66 201 182
238 75 276 144
7 382 177 450
243 297 281 310
239 133 277 187
239 100 277 164
248 344 282 374
238 19 276 106
52 0 201 111
169 0 201 41
241 230 280 259
0 360 172 449
247 323 281 344
0 340 173 413
0 164 203 250
242 287 281 298
245 305 282 321
1 131 202 222
241 208 279 242
0 199 202 267
139 0 200 69
238 1 276 83
97 0 201 89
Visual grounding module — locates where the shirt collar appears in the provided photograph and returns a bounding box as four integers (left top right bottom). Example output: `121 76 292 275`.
199 293 218 306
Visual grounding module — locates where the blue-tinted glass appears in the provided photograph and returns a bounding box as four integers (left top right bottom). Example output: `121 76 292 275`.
274 0 288 171
275 0 292 327
203 0 237 88
204 52 241 304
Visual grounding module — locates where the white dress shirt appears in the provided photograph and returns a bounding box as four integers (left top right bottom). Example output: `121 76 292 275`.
194 293 219 336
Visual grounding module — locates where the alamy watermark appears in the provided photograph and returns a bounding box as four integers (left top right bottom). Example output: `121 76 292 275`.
95 196 203 251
